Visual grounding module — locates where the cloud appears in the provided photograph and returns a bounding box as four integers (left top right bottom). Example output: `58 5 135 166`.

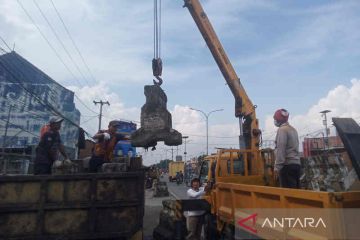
263 79 360 145
71 77 360 166
68 83 140 135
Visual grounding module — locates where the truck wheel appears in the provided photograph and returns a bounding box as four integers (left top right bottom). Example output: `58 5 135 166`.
220 223 234 240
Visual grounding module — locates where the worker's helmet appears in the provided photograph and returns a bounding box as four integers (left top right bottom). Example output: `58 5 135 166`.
273 109 289 127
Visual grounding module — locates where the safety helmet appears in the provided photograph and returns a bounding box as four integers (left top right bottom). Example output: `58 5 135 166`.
273 109 289 126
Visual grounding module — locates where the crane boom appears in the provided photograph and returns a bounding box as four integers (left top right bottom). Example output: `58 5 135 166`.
184 0 261 151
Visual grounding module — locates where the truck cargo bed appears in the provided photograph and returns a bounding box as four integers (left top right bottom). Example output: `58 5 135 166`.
0 172 144 240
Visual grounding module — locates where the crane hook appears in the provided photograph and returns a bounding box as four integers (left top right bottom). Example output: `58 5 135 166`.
152 58 163 86
153 76 163 86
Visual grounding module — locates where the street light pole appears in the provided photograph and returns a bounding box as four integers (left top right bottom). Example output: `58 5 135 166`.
182 136 189 161
320 110 331 149
190 108 223 155
163 148 174 161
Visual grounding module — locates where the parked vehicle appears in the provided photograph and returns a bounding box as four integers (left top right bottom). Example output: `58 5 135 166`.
168 161 184 182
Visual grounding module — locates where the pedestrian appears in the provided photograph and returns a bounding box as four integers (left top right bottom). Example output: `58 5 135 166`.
89 120 129 172
34 117 69 175
185 178 207 240
273 109 301 188
179 170 184 183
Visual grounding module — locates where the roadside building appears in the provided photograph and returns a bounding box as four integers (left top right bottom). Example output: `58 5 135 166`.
303 135 345 157
0 51 80 161
301 135 357 191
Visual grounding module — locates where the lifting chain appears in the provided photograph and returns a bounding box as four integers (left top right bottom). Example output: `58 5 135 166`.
153 0 163 86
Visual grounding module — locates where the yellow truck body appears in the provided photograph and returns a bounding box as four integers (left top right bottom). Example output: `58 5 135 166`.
198 149 360 239
168 161 184 182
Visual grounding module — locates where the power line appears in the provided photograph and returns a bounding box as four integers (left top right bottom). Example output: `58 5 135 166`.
33 0 90 86
80 115 98 125
0 36 12 51
0 50 66 118
1 103 48 120
0 118 39 138
16 0 83 87
101 114 140 124
49 0 98 85
181 133 238 139
0 47 59 98
81 114 99 118
2 37 98 118
74 94 98 114
1 36 97 122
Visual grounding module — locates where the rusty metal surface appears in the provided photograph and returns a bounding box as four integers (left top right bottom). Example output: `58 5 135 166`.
0 172 144 240
131 85 182 149
333 118 360 180
301 153 358 192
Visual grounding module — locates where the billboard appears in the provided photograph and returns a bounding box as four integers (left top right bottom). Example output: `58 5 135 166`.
114 121 137 157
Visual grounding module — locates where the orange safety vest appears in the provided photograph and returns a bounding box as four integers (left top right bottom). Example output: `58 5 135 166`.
40 124 51 138
93 130 118 162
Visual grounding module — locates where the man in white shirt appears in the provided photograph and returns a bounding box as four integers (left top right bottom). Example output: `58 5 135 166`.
185 178 207 240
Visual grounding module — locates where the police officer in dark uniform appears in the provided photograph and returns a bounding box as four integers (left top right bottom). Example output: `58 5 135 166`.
34 117 69 175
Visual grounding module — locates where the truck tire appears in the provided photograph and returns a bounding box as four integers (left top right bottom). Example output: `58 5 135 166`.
220 223 235 240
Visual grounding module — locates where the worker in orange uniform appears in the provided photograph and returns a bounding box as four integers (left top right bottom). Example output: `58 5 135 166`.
89 120 129 172
273 109 301 188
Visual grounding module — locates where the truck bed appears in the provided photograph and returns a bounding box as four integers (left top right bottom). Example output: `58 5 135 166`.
0 172 144 240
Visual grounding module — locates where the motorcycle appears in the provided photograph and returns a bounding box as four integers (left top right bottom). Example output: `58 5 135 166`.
176 176 183 185
145 177 153 189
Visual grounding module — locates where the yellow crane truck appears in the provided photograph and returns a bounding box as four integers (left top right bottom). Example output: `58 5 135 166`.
182 0 360 239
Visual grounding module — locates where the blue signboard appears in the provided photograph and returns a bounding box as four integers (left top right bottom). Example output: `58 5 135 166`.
114 121 136 157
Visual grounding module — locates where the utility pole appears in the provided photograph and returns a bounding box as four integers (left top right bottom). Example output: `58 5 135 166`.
2 105 13 174
93 100 110 131
320 110 331 149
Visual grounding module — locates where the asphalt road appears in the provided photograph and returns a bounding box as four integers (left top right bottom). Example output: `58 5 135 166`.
143 185 173 239
162 175 189 200
143 176 192 239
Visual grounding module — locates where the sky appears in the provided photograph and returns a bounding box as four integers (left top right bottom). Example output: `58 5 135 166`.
1 0 360 165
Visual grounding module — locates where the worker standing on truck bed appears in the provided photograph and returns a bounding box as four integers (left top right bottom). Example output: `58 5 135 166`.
185 178 208 240
34 117 69 175
273 109 301 188
89 120 129 172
